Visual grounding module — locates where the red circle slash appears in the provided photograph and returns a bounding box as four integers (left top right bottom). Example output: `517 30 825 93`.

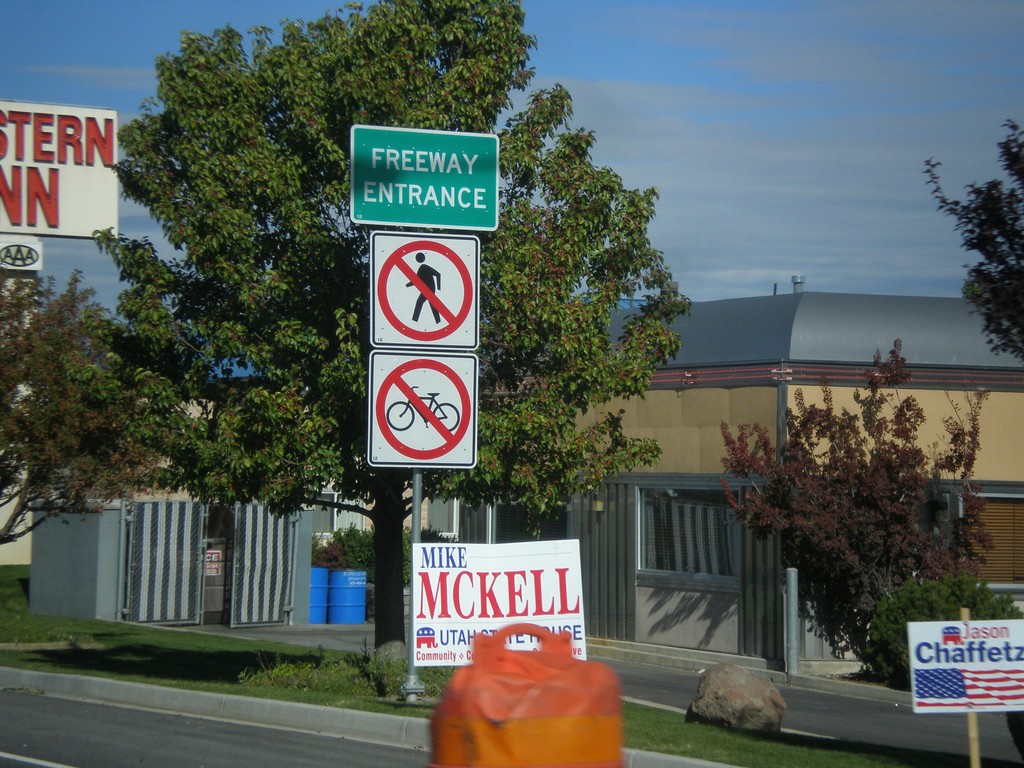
377 239 473 343
375 358 472 460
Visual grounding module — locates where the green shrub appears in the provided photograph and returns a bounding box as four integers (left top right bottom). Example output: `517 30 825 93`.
311 525 375 577
312 525 453 584
238 651 375 696
310 538 346 570
356 645 454 699
240 646 452 701
864 572 1023 689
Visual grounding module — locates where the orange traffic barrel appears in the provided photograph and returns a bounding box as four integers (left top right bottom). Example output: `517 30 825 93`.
430 623 622 768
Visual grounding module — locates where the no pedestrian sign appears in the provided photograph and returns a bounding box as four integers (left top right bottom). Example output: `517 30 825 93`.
371 231 479 350
367 351 478 469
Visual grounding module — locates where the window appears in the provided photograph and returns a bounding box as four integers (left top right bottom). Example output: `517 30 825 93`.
495 502 569 543
640 489 737 578
454 501 570 544
977 498 1024 584
427 497 459 537
306 492 368 536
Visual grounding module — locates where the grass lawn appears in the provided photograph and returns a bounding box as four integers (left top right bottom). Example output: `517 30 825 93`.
0 564 1015 767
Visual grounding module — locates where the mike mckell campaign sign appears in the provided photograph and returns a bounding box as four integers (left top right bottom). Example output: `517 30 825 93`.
908 619 1024 713
412 539 586 666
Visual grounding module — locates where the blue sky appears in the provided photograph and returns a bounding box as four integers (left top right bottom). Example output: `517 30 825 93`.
3 1 1023 307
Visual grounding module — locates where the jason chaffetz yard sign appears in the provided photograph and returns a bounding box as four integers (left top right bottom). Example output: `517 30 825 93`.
349 125 499 231
908 619 1024 712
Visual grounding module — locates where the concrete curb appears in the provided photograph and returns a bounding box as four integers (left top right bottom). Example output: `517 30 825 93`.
0 666 429 750
0 666 730 768
784 672 911 706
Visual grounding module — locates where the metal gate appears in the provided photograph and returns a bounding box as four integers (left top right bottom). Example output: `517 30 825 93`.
231 503 295 626
123 500 205 624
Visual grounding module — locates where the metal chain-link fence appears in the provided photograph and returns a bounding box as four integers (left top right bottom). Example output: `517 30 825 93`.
124 500 204 624
231 503 294 626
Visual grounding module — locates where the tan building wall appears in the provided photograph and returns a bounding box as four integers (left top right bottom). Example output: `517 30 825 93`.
799 387 1024 482
594 380 1024 657
0 533 31 566
0 498 31 565
600 387 777 474
606 383 1022 483
598 387 778 655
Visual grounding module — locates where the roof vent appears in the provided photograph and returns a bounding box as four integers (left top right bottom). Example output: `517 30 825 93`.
791 275 806 293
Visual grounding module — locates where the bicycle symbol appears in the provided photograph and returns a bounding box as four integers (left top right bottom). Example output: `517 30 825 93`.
385 387 461 433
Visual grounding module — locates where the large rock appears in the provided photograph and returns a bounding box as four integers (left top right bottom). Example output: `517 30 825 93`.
685 663 786 732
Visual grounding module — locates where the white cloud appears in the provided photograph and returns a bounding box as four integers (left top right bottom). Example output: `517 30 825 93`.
21 66 155 96
521 0 1024 302
536 75 1002 300
14 0 1024 307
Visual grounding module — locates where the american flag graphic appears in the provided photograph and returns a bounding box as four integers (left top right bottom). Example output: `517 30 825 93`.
914 667 1024 709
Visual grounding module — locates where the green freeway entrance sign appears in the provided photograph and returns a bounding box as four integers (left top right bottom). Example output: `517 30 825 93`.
350 125 499 231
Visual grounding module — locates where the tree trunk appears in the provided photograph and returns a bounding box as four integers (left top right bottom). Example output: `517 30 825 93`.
372 492 408 648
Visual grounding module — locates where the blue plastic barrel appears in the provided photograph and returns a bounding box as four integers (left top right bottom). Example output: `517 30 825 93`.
327 569 367 624
310 567 329 625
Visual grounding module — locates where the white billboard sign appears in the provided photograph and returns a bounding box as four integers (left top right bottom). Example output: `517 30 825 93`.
908 619 1024 713
411 539 586 666
1 100 118 238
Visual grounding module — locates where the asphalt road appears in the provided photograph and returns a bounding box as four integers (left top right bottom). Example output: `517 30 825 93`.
7 622 1022 766
0 689 426 768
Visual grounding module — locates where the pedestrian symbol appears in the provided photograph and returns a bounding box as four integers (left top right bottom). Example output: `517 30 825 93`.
409 252 442 324
371 231 479 350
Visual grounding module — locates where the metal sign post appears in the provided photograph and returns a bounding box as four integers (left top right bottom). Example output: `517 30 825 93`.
353 124 498 703
962 607 981 768
403 469 426 701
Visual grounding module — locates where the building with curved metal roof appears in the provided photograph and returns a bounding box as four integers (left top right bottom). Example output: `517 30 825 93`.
611 291 1024 393
579 289 1024 668
666 291 1015 369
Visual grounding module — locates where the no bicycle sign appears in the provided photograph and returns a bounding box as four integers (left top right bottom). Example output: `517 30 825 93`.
367 350 478 469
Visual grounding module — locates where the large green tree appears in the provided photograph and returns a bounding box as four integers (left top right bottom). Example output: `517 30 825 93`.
927 119 1024 360
0 273 152 544
99 0 687 647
